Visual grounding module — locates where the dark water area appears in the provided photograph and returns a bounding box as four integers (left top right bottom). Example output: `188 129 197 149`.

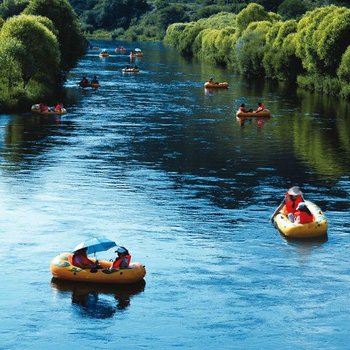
1 40 350 349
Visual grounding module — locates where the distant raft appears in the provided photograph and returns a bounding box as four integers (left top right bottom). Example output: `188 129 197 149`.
204 82 229 89
122 67 140 73
79 82 100 89
50 252 146 284
273 200 328 239
99 51 110 57
31 104 67 115
236 109 271 118
129 52 144 57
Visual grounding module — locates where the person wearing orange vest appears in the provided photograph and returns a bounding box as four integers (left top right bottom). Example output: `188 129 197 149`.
110 247 131 269
72 248 97 269
294 202 314 224
271 186 304 222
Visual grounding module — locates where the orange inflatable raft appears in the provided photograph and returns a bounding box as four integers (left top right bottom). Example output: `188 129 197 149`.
50 252 146 284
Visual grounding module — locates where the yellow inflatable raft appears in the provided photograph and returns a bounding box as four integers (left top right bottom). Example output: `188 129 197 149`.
122 68 140 73
236 109 271 118
273 200 328 239
50 252 146 284
204 82 229 89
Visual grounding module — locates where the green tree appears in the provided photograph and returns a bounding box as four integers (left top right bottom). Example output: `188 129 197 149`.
235 3 270 34
0 0 29 19
24 0 86 70
277 0 307 19
0 15 60 88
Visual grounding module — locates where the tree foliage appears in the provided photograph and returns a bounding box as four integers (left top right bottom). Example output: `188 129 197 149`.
165 2 350 98
24 0 86 70
0 0 87 111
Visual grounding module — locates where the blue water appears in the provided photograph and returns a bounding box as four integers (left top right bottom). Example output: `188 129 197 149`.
0 40 350 349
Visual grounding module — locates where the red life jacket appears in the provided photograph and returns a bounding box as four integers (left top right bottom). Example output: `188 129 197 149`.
111 254 131 269
294 211 314 224
285 193 303 214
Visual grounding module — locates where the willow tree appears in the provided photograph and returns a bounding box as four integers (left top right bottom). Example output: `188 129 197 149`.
24 0 86 70
164 22 188 48
0 14 60 107
0 38 24 92
235 21 272 75
235 3 272 35
295 6 338 73
263 19 301 81
177 22 205 57
313 7 350 74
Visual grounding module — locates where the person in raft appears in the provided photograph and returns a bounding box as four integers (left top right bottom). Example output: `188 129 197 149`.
208 78 219 85
72 247 99 269
293 202 313 224
79 77 90 88
255 102 265 113
110 246 131 270
91 75 99 85
238 103 253 113
55 102 64 112
270 186 305 222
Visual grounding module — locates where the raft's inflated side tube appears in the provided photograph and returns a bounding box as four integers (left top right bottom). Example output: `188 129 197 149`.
50 253 146 284
274 200 328 239
204 82 229 89
236 109 271 118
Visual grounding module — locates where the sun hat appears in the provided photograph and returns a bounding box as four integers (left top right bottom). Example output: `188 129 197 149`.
287 186 302 196
115 246 127 254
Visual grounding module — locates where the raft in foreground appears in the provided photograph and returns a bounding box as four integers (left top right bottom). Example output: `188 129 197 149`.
273 200 328 239
236 109 271 118
50 252 146 284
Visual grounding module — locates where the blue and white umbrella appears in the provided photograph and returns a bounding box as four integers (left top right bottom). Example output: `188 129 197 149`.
73 236 117 255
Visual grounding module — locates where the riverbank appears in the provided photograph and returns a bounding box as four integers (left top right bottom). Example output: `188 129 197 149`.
164 3 350 99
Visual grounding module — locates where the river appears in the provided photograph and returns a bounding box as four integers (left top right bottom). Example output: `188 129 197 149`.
1 40 350 349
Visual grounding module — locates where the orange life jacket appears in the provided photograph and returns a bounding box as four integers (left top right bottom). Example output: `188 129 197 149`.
111 254 131 269
294 211 314 224
285 193 303 214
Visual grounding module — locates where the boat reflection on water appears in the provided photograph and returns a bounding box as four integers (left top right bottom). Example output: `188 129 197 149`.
236 116 270 129
51 278 146 319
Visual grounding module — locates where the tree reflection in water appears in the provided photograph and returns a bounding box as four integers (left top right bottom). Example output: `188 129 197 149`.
51 278 145 319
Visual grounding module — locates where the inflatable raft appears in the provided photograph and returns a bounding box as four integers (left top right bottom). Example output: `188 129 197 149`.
204 82 229 89
273 200 328 239
130 52 143 57
31 104 67 115
236 109 271 118
122 68 140 73
99 52 109 58
50 252 146 284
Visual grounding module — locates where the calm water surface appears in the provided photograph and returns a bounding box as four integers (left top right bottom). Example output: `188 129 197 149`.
1 40 350 349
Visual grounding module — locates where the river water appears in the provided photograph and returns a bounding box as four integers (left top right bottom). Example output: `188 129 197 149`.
1 40 350 349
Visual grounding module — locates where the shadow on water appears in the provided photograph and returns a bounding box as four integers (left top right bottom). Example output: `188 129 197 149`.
51 278 146 319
